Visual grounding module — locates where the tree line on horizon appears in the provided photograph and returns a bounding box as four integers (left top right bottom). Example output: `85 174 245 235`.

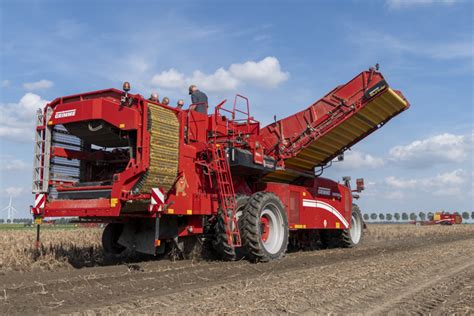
0 218 33 224
363 211 474 222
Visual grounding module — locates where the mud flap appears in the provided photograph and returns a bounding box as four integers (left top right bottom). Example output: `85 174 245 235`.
118 217 165 255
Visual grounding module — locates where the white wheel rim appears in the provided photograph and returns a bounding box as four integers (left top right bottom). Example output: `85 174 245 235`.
260 203 284 254
350 213 362 244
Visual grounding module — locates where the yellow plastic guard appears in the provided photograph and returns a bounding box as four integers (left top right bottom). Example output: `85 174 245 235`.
265 88 408 182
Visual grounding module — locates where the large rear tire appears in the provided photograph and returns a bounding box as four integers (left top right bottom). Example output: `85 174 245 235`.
102 223 126 255
212 195 248 261
320 204 364 248
241 192 289 262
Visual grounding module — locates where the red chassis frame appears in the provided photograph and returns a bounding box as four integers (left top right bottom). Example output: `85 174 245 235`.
32 68 409 238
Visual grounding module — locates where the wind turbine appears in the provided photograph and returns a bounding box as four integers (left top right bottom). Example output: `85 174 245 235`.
1 196 18 223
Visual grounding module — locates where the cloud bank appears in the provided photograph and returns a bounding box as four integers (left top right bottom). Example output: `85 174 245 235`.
151 56 289 93
386 0 458 9
0 93 49 142
23 79 54 91
389 133 472 168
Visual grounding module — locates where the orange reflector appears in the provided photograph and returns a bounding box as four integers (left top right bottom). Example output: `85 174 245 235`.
154 239 161 246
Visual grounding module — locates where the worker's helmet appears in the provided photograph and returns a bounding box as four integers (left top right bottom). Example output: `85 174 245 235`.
150 93 159 101
188 85 197 95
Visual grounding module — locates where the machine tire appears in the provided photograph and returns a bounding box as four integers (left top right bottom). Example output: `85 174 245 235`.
320 204 364 248
102 223 126 255
342 204 364 247
241 192 289 262
212 195 248 261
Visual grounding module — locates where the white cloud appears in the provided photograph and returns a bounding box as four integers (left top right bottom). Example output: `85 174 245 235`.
357 32 472 60
190 68 240 92
151 68 186 89
1 80 10 88
0 93 49 142
386 0 457 9
385 176 418 189
229 56 289 88
385 169 469 196
0 158 28 171
389 133 472 168
150 56 289 93
386 190 405 200
23 79 54 91
335 150 385 170
4 187 25 198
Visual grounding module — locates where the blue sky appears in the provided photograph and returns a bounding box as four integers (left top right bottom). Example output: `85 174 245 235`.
0 0 472 219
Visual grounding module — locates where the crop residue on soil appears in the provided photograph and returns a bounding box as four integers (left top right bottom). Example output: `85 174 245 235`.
0 224 473 315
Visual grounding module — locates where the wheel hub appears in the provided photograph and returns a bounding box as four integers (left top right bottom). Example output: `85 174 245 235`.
260 216 270 242
259 203 285 254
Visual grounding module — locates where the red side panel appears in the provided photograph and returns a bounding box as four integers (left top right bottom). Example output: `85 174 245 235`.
264 178 352 229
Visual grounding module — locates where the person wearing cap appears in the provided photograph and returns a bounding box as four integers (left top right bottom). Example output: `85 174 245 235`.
148 92 159 102
176 99 185 109
162 97 170 105
188 85 208 114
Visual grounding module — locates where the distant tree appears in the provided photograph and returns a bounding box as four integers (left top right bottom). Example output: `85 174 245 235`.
370 213 377 220
427 212 434 221
386 213 393 221
471 212 474 220
419 212 426 221
394 213 400 221
57 218 68 225
0 219 4 224
402 212 409 221
6 219 11 224
409 213 417 221
462 212 469 220
363 214 369 221
379 213 385 220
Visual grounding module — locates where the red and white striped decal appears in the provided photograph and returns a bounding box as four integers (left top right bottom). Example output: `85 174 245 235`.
34 193 46 208
302 199 349 228
151 188 165 205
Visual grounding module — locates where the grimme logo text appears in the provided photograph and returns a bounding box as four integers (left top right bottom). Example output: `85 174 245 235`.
55 109 76 119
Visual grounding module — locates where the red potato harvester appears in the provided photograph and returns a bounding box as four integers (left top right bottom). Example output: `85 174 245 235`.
32 66 409 261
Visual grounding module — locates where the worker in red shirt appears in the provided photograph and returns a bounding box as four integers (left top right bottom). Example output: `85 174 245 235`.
188 85 208 114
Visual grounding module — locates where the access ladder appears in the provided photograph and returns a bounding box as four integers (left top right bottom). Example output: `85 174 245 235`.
32 107 53 193
211 145 241 247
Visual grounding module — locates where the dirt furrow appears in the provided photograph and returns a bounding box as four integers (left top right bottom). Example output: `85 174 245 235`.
81 236 473 315
374 262 474 315
0 231 472 315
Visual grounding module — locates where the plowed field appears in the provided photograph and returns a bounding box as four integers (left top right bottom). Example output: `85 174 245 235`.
0 224 473 315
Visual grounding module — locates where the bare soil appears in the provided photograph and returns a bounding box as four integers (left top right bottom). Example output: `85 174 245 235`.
0 224 473 315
